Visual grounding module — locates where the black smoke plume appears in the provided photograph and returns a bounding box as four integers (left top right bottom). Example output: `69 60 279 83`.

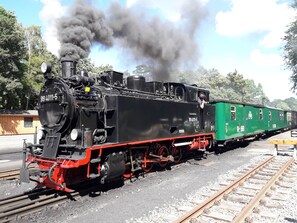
57 0 206 80
58 0 113 60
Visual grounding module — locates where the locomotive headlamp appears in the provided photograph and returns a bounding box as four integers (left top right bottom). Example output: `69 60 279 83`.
70 129 82 141
37 129 45 140
41 62 52 74
85 86 91 93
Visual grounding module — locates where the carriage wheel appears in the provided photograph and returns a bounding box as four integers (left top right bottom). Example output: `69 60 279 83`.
172 147 182 163
158 145 169 168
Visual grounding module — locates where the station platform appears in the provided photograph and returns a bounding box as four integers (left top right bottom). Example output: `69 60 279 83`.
269 130 297 159
0 134 35 155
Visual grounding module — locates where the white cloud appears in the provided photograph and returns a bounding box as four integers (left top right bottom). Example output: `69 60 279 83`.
39 0 67 56
246 69 294 100
247 49 295 99
126 0 208 22
216 0 295 48
250 49 283 67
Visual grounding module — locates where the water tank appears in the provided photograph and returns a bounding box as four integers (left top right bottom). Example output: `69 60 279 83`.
127 75 146 91
146 81 163 93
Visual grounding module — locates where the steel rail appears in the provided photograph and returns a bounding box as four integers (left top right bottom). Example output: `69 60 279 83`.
0 188 53 207
174 156 274 223
0 169 20 180
232 158 295 222
0 166 35 181
0 179 103 222
0 192 80 222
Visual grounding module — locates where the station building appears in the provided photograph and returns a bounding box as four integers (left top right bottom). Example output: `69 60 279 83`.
0 110 40 135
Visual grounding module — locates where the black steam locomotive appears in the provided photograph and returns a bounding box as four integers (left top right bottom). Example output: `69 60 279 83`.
20 60 215 191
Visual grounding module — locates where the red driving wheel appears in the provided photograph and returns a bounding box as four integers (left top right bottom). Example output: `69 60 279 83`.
172 146 182 163
143 161 154 173
143 152 154 173
158 145 169 168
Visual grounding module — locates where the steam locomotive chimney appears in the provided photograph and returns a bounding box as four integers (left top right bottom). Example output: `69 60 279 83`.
61 60 77 78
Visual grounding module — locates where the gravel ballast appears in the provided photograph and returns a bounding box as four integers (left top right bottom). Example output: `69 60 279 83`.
0 131 296 223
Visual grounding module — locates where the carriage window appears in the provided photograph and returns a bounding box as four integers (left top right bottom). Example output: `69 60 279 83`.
269 111 272 121
230 106 236 121
259 109 263 120
280 112 284 121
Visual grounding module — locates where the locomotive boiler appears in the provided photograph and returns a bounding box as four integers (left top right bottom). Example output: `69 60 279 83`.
20 60 215 191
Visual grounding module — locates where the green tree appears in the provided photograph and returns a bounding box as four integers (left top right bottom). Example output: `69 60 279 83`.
276 101 291 110
284 97 297 110
23 25 58 109
268 99 290 110
0 6 27 109
133 64 152 75
243 81 267 104
133 64 153 81
226 70 247 101
173 67 269 103
283 2 297 91
95 64 113 74
77 58 113 77
268 97 297 110
204 68 228 100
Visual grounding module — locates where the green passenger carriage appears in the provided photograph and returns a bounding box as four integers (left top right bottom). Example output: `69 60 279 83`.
211 100 289 143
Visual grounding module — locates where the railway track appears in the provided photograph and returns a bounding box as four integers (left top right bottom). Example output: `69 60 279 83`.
175 156 297 223
0 169 20 181
0 176 111 223
0 187 81 223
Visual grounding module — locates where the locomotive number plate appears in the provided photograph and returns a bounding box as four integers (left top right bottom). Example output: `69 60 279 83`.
40 93 58 103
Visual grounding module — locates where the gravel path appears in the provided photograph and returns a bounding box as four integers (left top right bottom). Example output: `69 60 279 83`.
1 131 296 223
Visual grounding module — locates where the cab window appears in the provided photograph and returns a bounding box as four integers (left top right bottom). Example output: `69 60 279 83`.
188 89 197 102
175 86 185 101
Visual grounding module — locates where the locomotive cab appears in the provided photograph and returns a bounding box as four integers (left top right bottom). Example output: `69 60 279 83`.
162 83 209 103
162 82 187 100
184 84 209 103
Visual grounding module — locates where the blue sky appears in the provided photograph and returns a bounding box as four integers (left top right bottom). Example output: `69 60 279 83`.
1 0 296 100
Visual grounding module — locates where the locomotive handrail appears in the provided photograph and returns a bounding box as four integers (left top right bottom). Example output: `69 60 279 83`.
32 144 77 149
102 81 177 100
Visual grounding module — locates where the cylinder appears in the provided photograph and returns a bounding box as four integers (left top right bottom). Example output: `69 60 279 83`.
127 75 146 91
61 60 77 78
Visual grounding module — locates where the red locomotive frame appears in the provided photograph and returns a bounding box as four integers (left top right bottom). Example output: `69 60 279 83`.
26 132 214 192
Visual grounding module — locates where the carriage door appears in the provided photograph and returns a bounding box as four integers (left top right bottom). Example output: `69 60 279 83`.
268 111 272 129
